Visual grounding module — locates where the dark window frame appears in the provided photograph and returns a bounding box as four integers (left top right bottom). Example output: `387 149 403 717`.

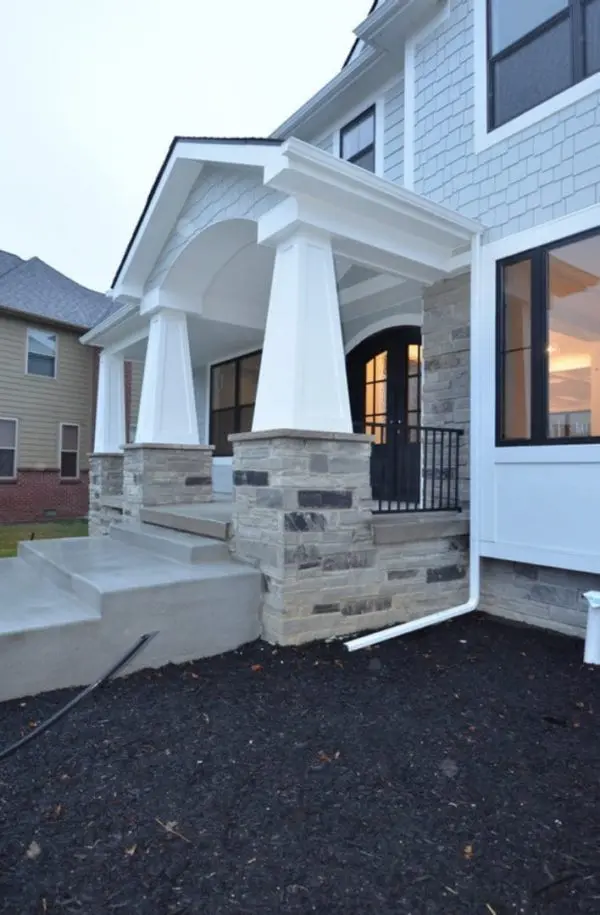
339 105 376 171
486 0 598 130
209 350 262 457
59 423 80 479
496 224 600 447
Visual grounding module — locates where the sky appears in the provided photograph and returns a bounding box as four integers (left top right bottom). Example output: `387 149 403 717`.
0 0 370 292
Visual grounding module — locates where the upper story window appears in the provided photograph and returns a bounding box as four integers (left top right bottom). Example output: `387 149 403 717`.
340 106 376 172
488 0 600 129
27 328 57 378
497 226 600 445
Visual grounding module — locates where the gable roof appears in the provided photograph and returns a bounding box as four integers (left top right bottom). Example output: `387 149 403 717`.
111 136 282 294
0 250 23 279
0 254 118 330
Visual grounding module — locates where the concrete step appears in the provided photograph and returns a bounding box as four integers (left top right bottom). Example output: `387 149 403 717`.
140 502 232 541
372 511 469 545
0 536 262 702
110 521 229 564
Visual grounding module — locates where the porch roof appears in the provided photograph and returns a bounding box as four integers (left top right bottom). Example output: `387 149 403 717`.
109 134 481 307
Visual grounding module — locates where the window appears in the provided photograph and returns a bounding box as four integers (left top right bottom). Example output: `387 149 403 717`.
497 226 600 445
27 328 57 377
487 0 600 129
210 352 261 456
340 107 376 172
0 419 17 478
60 424 79 478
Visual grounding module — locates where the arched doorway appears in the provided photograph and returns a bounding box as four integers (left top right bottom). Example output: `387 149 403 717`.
346 326 422 503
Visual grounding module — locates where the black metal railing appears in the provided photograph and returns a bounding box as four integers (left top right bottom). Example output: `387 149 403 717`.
354 422 464 514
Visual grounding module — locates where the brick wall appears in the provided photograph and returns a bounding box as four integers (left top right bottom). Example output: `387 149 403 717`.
0 471 89 524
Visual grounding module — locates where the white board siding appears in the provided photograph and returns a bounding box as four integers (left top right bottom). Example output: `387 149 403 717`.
383 77 404 185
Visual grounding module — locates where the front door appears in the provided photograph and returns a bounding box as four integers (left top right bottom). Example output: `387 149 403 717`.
346 327 422 504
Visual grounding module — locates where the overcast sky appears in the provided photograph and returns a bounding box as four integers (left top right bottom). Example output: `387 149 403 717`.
0 0 369 292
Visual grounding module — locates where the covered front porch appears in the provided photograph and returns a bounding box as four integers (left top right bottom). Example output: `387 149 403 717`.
86 138 478 515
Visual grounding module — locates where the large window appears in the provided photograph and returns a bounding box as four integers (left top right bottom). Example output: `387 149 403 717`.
340 107 376 172
27 328 57 377
210 352 261 456
60 424 79 478
0 419 17 479
488 0 600 129
497 227 600 445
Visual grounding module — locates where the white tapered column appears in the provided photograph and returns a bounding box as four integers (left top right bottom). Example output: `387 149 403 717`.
94 351 126 453
252 229 352 433
135 308 199 444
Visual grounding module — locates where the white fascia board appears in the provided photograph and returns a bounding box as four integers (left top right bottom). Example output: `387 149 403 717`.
355 0 442 51
80 303 137 346
266 139 482 247
272 46 393 142
112 139 282 300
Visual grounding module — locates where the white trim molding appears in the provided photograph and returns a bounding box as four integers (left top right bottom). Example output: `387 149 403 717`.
482 202 600 263
344 313 423 354
474 0 600 153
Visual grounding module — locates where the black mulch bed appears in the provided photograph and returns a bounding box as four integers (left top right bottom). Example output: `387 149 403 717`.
1 613 599 915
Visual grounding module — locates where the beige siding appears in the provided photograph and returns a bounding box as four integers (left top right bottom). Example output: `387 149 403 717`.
128 360 144 442
0 313 94 471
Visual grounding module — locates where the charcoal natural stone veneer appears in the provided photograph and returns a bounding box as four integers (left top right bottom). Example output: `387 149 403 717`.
89 452 124 537
123 444 214 518
231 430 469 644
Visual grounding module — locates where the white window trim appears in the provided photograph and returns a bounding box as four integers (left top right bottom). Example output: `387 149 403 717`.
25 326 58 379
59 422 80 479
480 201 600 467
474 0 600 154
0 417 18 480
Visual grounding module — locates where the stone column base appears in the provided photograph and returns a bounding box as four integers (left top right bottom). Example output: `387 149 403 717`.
123 443 214 519
89 453 124 537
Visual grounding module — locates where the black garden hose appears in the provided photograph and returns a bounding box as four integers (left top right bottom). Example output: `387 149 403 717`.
0 632 158 763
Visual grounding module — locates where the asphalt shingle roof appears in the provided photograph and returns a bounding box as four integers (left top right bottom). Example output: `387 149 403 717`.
0 253 118 330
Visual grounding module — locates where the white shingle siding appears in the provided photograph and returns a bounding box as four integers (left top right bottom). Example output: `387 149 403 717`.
146 166 283 292
413 0 600 242
383 77 404 184
314 133 336 155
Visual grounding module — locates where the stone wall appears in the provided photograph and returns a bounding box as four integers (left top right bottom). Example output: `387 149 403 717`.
231 430 468 645
481 558 594 638
422 272 470 506
123 444 213 520
89 453 123 536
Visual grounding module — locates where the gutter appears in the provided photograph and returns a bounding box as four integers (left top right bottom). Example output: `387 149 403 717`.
80 302 138 345
346 231 483 651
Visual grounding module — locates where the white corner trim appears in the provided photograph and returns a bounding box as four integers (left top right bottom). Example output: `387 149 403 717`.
403 1 450 190
474 0 600 153
375 96 385 178
482 202 600 261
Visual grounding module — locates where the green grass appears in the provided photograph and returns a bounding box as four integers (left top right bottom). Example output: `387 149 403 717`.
0 520 88 558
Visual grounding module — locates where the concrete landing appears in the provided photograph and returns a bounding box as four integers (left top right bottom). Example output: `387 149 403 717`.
141 501 233 540
0 527 261 703
110 521 229 563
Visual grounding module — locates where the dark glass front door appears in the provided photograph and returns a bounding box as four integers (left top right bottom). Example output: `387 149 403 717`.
346 327 422 503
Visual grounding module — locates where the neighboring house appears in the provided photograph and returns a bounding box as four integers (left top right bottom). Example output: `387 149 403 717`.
83 0 600 643
0 251 141 523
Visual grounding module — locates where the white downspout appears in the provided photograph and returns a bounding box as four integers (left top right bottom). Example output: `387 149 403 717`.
346 232 483 652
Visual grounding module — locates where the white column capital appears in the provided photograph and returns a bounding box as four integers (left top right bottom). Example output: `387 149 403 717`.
252 230 352 434
135 308 199 445
94 350 126 454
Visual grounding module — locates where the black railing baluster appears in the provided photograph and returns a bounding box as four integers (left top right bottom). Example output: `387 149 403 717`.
365 423 462 515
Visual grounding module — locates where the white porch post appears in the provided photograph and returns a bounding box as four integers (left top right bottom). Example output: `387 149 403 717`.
135 308 199 444
252 229 352 433
94 351 126 453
